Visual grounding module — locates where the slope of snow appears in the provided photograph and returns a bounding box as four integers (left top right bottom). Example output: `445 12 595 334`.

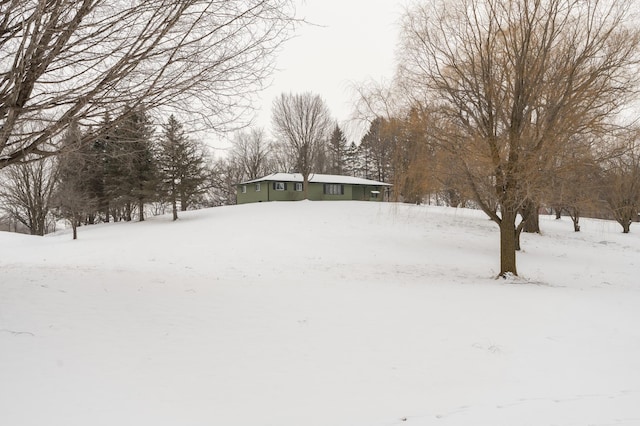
1 201 639 426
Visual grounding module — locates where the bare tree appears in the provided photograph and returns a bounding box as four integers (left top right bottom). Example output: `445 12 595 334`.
271 92 333 198
208 156 245 206
546 139 602 232
0 0 295 168
602 132 640 233
398 0 640 276
230 128 273 180
269 141 296 174
0 156 57 235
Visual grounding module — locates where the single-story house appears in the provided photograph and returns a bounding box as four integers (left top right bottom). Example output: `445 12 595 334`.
237 173 392 204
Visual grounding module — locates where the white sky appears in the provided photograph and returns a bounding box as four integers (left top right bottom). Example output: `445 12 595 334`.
250 0 409 145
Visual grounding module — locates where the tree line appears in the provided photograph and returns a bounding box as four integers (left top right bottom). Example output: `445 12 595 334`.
1 110 213 238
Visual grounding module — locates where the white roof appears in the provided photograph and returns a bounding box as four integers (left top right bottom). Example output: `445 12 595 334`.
240 173 391 186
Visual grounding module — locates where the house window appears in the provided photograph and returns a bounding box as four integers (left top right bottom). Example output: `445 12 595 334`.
274 182 286 191
241 185 247 193
371 190 380 199
294 182 303 192
324 183 344 195
255 183 261 192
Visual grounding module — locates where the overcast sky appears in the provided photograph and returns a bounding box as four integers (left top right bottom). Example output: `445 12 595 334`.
249 0 409 144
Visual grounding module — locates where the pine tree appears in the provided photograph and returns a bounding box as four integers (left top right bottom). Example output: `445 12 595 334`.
327 125 347 175
55 122 96 239
344 142 360 177
156 115 209 221
105 108 157 221
360 117 392 182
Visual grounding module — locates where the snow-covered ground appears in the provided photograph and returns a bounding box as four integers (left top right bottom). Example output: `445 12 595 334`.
1 201 639 426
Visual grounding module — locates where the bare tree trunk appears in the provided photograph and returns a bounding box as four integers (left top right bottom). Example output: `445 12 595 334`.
622 221 631 233
124 202 132 222
515 221 524 251
521 200 540 233
554 207 563 219
500 209 518 277
172 197 178 221
568 207 581 232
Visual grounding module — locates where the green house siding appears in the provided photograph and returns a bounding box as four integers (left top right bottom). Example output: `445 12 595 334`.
269 181 305 202
237 182 269 204
352 185 364 201
313 183 350 200
237 181 386 204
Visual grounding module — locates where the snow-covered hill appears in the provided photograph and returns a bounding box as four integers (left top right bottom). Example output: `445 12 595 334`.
1 201 639 426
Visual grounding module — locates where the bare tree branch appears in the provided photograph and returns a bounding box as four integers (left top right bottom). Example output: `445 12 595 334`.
0 0 296 168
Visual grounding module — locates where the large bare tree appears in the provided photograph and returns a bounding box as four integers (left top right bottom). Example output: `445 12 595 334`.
0 0 295 168
271 92 333 198
398 0 640 276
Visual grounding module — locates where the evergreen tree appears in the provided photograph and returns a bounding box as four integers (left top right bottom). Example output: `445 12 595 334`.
55 122 96 240
360 117 392 182
105 108 157 221
344 142 360 177
81 137 108 224
327 125 347 175
156 115 209 221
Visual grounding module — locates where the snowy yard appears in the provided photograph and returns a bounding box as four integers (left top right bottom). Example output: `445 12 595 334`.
1 201 639 426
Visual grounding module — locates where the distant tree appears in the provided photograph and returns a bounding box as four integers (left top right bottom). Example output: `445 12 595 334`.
356 138 374 179
602 134 640 233
312 138 330 174
156 115 209 220
54 122 96 240
0 157 57 235
271 92 333 198
208 157 245 206
343 142 360 177
546 141 602 232
392 106 437 204
79 137 110 225
105 108 157 221
360 117 394 182
269 141 295 174
327 125 348 175
231 128 273 180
